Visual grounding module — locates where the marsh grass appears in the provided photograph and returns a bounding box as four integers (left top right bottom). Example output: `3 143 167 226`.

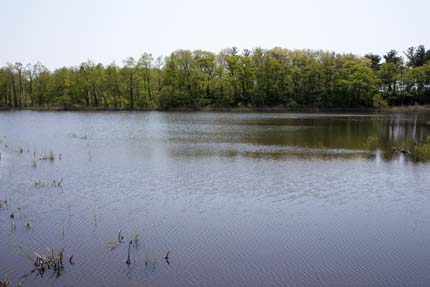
118 229 124 243
69 133 88 140
103 229 125 250
33 178 63 188
0 200 8 210
404 138 430 161
126 240 132 265
48 151 55 161
165 251 170 265
145 254 157 271
38 151 54 161
17 245 68 278
0 274 9 287
392 137 430 162
363 135 430 162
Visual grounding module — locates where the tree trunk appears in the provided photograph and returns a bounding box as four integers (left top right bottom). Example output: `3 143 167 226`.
18 70 23 108
92 84 99 107
129 73 134 110
11 75 17 107
29 75 33 107
146 71 152 104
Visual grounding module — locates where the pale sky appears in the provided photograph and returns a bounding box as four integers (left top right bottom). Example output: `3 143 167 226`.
2 0 429 69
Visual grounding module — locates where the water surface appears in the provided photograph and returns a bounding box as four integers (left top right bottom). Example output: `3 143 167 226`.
0 111 430 287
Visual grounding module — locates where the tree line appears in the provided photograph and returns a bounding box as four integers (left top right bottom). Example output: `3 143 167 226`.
0 45 430 110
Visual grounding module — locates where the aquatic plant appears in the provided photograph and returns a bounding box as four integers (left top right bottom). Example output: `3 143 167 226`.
33 178 63 188
34 179 45 187
390 137 430 162
10 213 16 231
69 133 88 140
17 245 69 278
0 200 8 210
0 275 9 287
126 240 132 265
16 210 31 230
17 245 33 262
52 178 63 187
11 221 16 231
38 154 48 160
133 230 140 247
145 255 157 270
118 229 124 243
48 151 55 161
407 143 430 161
103 229 125 250
24 221 31 230
165 251 170 265
92 211 97 229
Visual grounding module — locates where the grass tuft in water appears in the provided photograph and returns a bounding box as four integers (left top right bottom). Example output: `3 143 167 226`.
117 229 124 243
48 151 55 161
0 274 9 287
133 230 140 247
0 200 8 210
126 240 132 265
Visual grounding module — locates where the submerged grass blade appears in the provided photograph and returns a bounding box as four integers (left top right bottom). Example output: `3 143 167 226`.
16 245 33 262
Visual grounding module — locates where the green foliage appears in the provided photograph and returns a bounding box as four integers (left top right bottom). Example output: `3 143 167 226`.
372 94 388 111
1 45 430 110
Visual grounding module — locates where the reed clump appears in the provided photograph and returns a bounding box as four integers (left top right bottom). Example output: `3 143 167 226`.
0 274 9 287
17 246 72 278
0 199 7 210
48 151 55 161
392 137 430 162
69 133 88 140
38 151 55 161
33 178 63 188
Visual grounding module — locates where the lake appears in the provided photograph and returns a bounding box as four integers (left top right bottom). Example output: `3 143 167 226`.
0 111 430 287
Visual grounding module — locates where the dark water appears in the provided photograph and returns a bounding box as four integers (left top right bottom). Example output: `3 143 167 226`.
0 111 430 287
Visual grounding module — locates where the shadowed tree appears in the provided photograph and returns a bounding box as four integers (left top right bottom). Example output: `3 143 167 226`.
365 53 381 70
122 57 137 110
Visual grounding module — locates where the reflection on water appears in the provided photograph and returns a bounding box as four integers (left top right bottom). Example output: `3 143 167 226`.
0 111 430 287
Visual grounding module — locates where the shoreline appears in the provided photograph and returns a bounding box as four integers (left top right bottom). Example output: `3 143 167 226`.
1 105 430 113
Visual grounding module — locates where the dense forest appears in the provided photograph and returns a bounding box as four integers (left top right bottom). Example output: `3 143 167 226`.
1 45 430 111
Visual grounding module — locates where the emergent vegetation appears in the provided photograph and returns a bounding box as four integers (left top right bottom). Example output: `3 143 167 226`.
1 46 430 110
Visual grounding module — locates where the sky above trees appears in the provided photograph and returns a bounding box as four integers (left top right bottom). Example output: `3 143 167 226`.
2 0 430 69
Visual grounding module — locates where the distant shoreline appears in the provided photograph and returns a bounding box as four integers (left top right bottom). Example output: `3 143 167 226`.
1 105 430 113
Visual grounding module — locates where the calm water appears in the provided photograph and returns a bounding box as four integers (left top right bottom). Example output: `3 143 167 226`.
0 111 430 287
